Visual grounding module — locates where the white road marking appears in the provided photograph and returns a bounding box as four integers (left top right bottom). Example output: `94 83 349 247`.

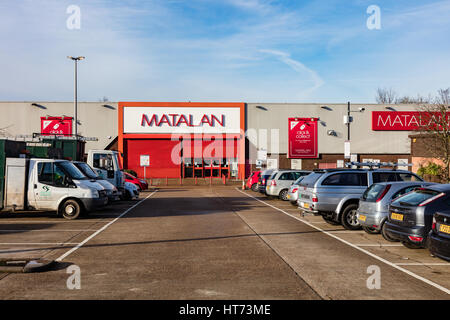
0 229 98 232
395 263 450 266
55 190 158 262
328 230 365 234
237 188 450 295
355 244 403 247
0 243 80 245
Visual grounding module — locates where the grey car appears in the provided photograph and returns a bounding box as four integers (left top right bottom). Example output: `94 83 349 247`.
266 170 311 200
357 181 435 240
287 175 309 205
258 169 276 194
297 168 423 230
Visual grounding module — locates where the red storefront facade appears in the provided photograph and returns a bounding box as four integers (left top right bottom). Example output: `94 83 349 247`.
118 102 246 179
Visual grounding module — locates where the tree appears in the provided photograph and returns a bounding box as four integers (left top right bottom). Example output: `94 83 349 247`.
375 87 397 104
416 88 450 182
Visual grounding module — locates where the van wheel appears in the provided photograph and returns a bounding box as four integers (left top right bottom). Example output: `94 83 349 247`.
362 226 380 234
322 215 340 225
279 189 289 201
60 200 82 220
340 204 361 230
381 221 399 242
251 183 258 192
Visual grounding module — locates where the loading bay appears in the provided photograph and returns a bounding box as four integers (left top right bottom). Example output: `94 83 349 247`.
0 185 449 300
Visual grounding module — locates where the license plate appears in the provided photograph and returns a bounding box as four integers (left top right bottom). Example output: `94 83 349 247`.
287 194 291 199
359 214 366 222
302 202 310 209
439 224 450 234
391 212 404 221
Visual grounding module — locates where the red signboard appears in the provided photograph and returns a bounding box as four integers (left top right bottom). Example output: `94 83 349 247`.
40 117 73 136
288 118 318 158
372 111 450 131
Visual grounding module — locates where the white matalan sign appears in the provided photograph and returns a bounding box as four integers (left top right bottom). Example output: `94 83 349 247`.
140 155 150 167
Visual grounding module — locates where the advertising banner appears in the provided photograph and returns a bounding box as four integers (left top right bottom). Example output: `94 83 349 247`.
372 111 450 131
40 117 73 136
288 118 318 158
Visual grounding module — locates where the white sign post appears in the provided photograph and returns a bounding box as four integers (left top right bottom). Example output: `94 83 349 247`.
140 155 150 179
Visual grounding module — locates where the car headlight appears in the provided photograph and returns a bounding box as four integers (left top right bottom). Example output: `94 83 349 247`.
92 190 99 198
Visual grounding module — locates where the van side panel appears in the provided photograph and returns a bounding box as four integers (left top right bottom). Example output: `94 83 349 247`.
5 158 27 210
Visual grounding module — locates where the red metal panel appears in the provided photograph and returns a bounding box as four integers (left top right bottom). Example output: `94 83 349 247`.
125 139 181 178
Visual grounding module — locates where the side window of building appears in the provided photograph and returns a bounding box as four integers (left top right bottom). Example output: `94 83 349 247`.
372 172 397 183
37 162 53 185
322 173 367 186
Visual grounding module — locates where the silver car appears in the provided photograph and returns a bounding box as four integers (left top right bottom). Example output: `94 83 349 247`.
357 181 435 240
287 175 309 205
297 169 424 230
266 170 311 200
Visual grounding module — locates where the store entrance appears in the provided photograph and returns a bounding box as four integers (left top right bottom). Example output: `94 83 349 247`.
182 157 233 178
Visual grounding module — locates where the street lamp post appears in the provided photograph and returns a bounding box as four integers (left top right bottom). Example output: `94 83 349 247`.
67 56 85 137
343 102 365 160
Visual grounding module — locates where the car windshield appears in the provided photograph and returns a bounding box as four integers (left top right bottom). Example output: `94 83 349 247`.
57 161 86 180
391 189 441 206
362 184 387 202
75 163 99 179
299 172 324 187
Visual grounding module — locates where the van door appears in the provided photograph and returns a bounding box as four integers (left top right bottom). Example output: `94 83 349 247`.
33 162 69 211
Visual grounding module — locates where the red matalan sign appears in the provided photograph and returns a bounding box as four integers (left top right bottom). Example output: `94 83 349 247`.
372 111 450 131
40 117 73 135
288 118 318 158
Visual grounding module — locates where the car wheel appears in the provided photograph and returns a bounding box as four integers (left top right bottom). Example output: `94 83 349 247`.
340 204 361 230
60 199 82 220
251 183 258 192
322 215 340 225
290 201 297 206
362 226 380 234
279 189 289 201
381 221 399 242
402 241 424 249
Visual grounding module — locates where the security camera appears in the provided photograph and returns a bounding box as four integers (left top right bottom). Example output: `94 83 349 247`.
359 107 365 112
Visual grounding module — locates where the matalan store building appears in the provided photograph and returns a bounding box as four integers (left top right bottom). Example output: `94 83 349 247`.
0 101 430 179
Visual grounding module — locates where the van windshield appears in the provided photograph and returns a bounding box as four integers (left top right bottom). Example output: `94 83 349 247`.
75 163 99 179
57 162 86 180
299 172 323 187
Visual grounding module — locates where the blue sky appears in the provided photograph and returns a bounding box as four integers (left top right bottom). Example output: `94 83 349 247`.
0 0 449 103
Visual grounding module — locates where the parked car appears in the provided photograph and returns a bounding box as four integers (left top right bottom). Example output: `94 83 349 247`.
246 171 261 192
258 169 276 194
357 181 435 239
124 171 148 190
287 175 309 205
124 181 140 200
385 184 450 249
297 168 423 230
73 161 121 203
428 210 450 261
266 170 311 200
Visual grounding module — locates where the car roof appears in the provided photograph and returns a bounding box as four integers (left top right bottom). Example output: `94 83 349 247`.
313 168 416 173
373 181 432 186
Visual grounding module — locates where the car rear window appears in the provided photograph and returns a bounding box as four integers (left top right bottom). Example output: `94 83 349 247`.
362 184 387 202
391 189 441 206
298 172 324 187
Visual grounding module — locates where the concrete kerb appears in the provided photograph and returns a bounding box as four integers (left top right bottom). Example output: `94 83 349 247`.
0 258 55 273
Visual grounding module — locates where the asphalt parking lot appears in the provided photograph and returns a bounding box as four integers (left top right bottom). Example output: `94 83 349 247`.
0 185 449 299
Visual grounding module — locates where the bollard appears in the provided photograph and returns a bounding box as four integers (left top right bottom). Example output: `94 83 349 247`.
180 177 182 185
222 175 226 185
150 178 152 186
195 176 198 185
242 180 245 190
209 176 212 185
166 177 168 186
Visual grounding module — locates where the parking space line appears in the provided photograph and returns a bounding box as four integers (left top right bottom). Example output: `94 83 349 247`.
0 229 98 232
55 190 158 262
328 230 365 234
395 263 450 266
355 244 403 247
237 188 450 295
0 242 80 245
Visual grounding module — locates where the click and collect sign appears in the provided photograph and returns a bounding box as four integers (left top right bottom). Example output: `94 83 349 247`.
288 118 318 158
41 117 73 136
